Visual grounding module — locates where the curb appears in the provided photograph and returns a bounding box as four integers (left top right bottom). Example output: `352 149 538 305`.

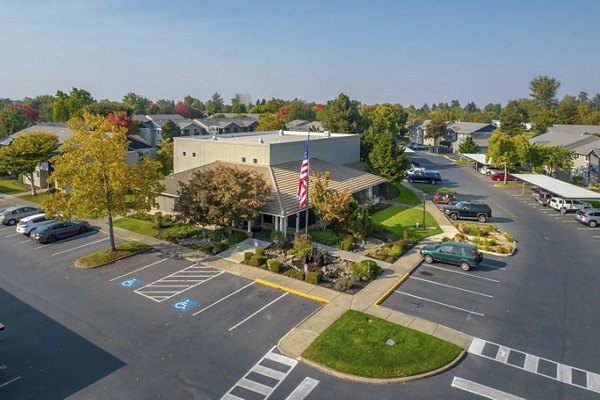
73 245 152 269
373 272 411 306
255 279 331 304
298 349 466 384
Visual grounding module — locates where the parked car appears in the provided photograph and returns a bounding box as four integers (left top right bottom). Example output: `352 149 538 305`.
420 241 483 271
531 187 543 201
16 213 55 236
479 166 493 175
409 142 429 150
489 171 516 181
443 201 492 222
408 160 421 170
548 198 591 214
1 206 44 226
30 220 91 243
576 208 600 227
407 169 442 184
537 191 553 206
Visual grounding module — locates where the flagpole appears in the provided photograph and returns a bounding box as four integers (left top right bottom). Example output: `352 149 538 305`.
305 130 310 238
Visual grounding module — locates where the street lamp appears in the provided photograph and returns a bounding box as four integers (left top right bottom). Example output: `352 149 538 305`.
422 192 427 230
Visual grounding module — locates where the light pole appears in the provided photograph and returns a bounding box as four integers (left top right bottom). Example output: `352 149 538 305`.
422 192 427 230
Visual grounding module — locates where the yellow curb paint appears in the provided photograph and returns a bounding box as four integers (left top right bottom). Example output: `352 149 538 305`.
374 272 410 306
255 279 330 304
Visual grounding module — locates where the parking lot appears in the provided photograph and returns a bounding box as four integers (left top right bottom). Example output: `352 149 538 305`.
0 213 322 399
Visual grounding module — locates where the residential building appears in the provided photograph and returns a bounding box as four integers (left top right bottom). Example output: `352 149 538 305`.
447 122 496 154
409 120 430 145
193 117 258 135
134 114 205 146
158 130 385 234
285 120 324 132
206 113 260 121
588 148 600 186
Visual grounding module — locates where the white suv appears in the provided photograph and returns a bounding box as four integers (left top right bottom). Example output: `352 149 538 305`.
16 213 54 236
548 198 591 214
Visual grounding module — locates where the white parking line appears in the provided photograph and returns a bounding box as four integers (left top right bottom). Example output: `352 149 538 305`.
109 257 172 281
395 291 485 316
285 377 320 400
451 377 525 400
0 376 22 389
5 232 20 238
411 276 493 298
18 239 31 244
50 237 109 256
421 264 501 282
480 264 505 271
193 281 256 316
0 226 14 232
228 292 289 331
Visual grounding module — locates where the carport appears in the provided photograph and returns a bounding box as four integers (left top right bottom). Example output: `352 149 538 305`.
460 153 492 172
512 173 600 213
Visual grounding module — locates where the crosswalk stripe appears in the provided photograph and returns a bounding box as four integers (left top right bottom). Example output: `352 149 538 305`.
285 378 319 400
237 378 272 396
252 365 286 381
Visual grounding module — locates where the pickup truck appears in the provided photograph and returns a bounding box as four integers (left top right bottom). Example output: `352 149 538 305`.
407 169 442 184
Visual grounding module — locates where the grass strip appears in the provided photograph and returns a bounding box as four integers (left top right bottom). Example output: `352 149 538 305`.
303 310 461 378
0 178 29 194
76 240 151 268
371 205 442 241
392 183 421 205
113 217 158 236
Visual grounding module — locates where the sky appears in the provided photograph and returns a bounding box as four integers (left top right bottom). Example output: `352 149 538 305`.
1 0 600 108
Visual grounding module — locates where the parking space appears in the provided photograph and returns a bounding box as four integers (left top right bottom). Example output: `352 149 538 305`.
382 256 506 330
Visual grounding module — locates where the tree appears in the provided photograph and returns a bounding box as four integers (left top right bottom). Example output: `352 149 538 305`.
205 92 224 114
532 108 556 134
15 104 38 121
44 113 164 251
555 95 578 124
155 99 175 114
317 93 362 134
544 146 575 176
174 102 191 118
156 139 174 175
0 105 32 137
256 113 285 131
341 198 371 240
368 131 409 182
483 103 502 121
0 131 59 195
175 165 271 232
24 95 54 122
361 103 407 137
486 129 519 183
160 120 181 141
231 94 249 114
52 88 95 121
86 102 132 117
499 100 526 136
122 92 151 115
183 95 205 118
458 135 479 154
52 91 69 121
529 75 560 110
286 99 316 122
425 119 447 143
106 111 137 135
577 91 589 104
309 172 353 230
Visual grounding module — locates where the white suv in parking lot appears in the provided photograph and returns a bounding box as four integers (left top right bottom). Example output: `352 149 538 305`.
16 213 54 236
548 197 591 214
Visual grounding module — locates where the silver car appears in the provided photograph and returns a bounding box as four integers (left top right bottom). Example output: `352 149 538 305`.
1 206 44 225
16 213 55 236
31 220 91 243
576 208 600 228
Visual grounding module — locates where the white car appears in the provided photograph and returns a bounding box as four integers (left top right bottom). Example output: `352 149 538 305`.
548 198 591 214
16 213 55 236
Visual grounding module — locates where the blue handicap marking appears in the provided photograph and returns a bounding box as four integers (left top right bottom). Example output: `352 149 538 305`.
171 298 199 312
121 278 143 288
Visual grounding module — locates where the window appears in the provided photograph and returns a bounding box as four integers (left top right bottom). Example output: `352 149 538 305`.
192 152 196 157
440 245 453 253
183 152 186 156
253 158 258 164
183 129 190 136
242 157 246 162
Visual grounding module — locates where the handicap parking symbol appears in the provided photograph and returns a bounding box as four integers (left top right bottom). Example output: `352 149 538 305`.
171 298 199 312
121 278 143 288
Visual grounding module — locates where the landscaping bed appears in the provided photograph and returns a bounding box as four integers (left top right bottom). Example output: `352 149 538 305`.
446 222 516 255
302 310 462 379
75 241 151 268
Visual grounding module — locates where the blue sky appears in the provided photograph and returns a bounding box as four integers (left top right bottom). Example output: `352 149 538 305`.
1 0 599 107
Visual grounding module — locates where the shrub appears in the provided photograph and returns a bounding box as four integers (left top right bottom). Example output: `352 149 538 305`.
497 245 513 254
351 260 381 281
283 269 304 280
440 236 451 243
199 244 213 254
477 227 490 237
270 230 288 248
227 231 248 245
305 272 321 285
214 241 229 253
267 259 282 273
255 247 266 256
308 229 341 247
487 238 497 247
249 255 267 268
502 232 515 243
157 224 203 242
340 236 354 251
244 252 253 263
454 233 467 242
291 234 313 260
458 223 474 235
334 277 358 292
47 186 57 194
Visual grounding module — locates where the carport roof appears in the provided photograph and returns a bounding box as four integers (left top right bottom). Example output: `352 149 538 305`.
511 174 600 200
461 153 491 165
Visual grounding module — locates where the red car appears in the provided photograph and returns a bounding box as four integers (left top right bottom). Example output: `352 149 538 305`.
490 171 516 181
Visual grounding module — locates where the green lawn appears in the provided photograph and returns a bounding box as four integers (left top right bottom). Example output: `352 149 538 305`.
76 241 151 268
392 184 421 205
371 205 442 241
0 178 28 194
20 193 52 204
452 159 470 165
303 310 461 378
113 217 158 236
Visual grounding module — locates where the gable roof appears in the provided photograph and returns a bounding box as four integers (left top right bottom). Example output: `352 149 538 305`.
564 135 600 155
447 121 495 134
548 124 600 135
160 158 386 217
194 117 258 129
206 113 260 120
531 131 599 148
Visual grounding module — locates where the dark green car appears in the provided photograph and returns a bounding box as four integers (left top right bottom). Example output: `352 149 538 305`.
420 241 483 271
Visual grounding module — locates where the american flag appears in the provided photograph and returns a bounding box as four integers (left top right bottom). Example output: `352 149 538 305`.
296 141 309 209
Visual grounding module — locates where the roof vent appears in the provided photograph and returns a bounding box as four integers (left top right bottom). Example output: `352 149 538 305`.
324 130 331 137
258 138 264 143
278 129 284 135
212 135 218 140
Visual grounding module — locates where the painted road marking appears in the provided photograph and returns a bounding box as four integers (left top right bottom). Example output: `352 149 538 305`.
228 293 289 332
285 377 319 400
469 337 600 394
422 264 501 283
0 226 14 232
221 345 297 400
480 264 505 271
395 291 485 317
50 237 109 256
451 377 525 400
5 232 20 238
134 264 223 302
171 297 199 312
410 276 493 298
193 281 256 316
18 239 31 244
0 376 22 389
109 256 171 282
120 278 143 288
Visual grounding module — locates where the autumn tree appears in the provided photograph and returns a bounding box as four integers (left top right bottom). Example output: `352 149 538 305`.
106 111 137 135
44 113 164 251
317 93 362 134
160 120 182 141
257 113 286 131
486 129 519 183
174 102 191 118
458 135 479 154
425 119 447 144
368 131 409 182
183 95 205 118
309 172 353 230
0 131 59 195
175 165 271 232
24 95 55 122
